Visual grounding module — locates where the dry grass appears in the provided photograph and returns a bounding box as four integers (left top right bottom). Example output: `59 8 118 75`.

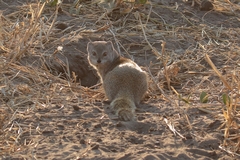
0 0 239 157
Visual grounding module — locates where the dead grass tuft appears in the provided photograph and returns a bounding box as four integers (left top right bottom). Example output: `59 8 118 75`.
0 0 239 157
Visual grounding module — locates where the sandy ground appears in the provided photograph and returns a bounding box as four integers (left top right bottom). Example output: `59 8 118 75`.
0 0 240 159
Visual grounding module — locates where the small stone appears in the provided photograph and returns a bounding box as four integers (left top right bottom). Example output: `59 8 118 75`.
72 105 80 111
55 23 68 30
200 0 214 11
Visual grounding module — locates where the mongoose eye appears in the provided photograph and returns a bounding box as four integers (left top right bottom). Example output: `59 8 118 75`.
103 52 107 57
92 52 96 56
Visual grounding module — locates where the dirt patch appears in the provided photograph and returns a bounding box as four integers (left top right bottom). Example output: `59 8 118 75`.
0 0 240 159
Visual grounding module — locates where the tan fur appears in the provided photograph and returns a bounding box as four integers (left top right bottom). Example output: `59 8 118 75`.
87 41 148 121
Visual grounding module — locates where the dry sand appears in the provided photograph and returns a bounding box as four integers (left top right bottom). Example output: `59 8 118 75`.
0 0 239 159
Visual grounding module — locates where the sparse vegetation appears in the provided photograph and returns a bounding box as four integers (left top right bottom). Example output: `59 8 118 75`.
0 0 239 159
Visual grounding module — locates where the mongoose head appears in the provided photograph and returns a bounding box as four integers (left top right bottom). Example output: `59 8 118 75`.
87 41 119 68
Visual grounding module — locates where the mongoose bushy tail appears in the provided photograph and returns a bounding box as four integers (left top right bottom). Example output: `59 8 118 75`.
87 41 148 121
111 97 136 121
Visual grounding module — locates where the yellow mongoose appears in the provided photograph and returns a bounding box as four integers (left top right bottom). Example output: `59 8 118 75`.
87 41 148 121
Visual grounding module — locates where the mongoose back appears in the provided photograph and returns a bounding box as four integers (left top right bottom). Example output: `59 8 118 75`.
87 41 148 121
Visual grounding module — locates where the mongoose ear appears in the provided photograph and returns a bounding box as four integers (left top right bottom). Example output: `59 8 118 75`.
106 41 113 45
106 41 114 51
87 42 93 52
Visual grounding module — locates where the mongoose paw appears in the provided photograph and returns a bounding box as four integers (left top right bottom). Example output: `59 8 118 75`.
118 109 135 121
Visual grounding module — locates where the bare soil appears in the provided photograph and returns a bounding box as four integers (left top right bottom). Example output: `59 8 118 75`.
0 0 240 159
